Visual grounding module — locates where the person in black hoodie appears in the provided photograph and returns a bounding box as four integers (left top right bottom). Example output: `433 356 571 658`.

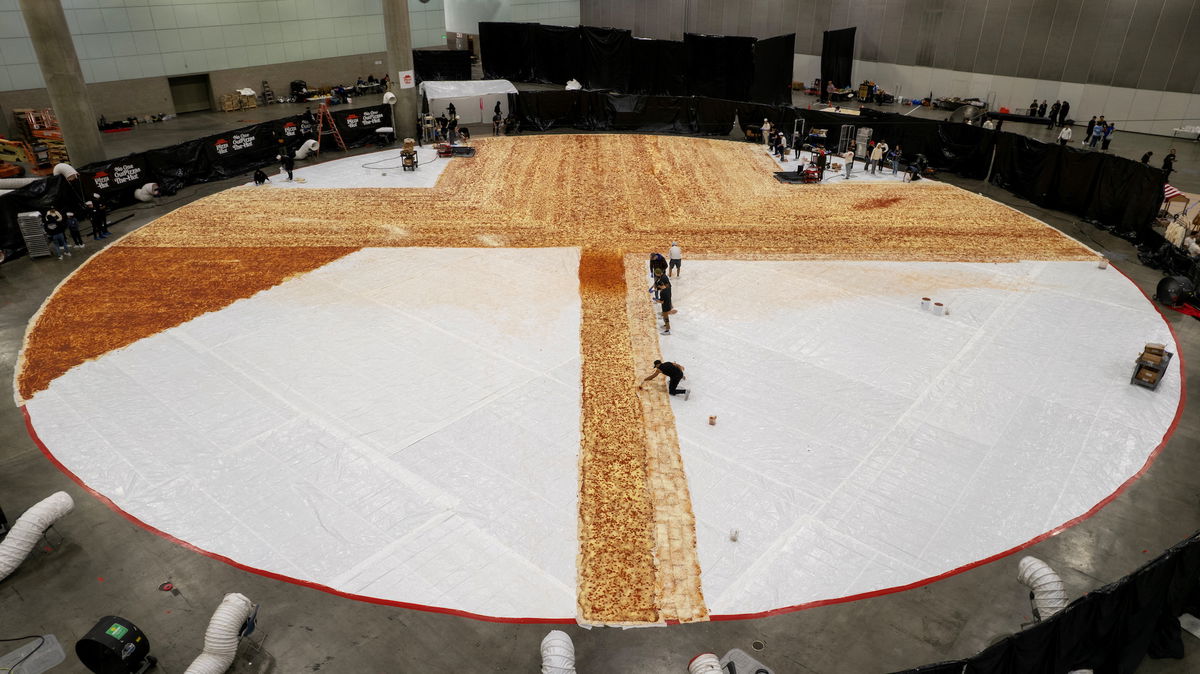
43 208 70 259
277 152 295 181
1058 100 1071 127
1163 149 1178 179
65 211 83 248
88 197 109 240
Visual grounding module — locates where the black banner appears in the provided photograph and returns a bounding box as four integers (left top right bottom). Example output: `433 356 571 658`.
630 38 687 96
202 123 280 180
82 154 150 199
331 104 391 148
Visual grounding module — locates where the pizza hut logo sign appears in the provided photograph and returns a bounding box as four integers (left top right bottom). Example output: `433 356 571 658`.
214 138 230 155
345 114 360 129
232 132 254 151
93 170 110 190
362 109 383 127
283 121 297 137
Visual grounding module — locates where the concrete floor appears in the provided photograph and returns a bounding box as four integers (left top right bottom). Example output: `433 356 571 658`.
1 134 1198 673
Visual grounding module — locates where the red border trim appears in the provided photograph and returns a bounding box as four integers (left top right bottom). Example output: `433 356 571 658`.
21 262 1187 625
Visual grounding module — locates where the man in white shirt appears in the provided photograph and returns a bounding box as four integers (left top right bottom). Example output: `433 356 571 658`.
1058 126 1072 146
668 241 682 277
842 148 855 179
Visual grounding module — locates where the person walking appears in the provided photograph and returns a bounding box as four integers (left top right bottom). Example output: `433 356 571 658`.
88 198 109 239
889 144 902 174
277 152 295 181
641 359 688 399
1101 123 1115 151
1084 116 1097 144
1088 124 1103 148
843 147 855 179
1038 100 1047 117
43 208 70 259
654 277 677 335
1058 125 1072 146
1163 149 1177 179
1141 151 1153 164
1047 101 1060 128
1058 100 1070 127
65 211 83 248
668 241 682 277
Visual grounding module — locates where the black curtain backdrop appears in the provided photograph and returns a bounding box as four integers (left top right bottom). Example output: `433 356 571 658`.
533 24 583 85
413 50 472 83
580 26 632 91
684 33 755 101
630 38 688 96
821 27 856 101
479 21 535 81
750 33 796 105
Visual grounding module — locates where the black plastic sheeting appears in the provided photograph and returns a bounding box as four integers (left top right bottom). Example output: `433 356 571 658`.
533 24 583 85
580 26 632 91
413 50 472 83
750 34 796 106
684 33 755 101
821 27 856 99
0 103 391 261
891 530 1200 674
479 22 792 104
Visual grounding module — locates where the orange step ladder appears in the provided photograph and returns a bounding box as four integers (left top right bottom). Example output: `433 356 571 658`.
314 102 346 154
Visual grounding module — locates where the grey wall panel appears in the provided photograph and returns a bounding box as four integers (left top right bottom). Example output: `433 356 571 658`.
1139 0 1190 90
811 1 834 60
1061 0 1104 82
1016 0 1057 77
975 0 1013 74
896 0 923 65
954 0 990 73
932 2 966 70
1171 4 1200 91
1086 0 1138 85
996 0 1033 77
1038 0 1084 80
877 0 906 65
828 0 850 31
1112 0 1164 87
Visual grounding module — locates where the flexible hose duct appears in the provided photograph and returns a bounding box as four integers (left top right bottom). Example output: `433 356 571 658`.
540 630 576 674
688 653 722 673
184 593 255 674
294 139 320 160
1017 556 1068 620
0 491 74 582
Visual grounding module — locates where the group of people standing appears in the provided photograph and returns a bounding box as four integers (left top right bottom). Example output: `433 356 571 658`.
1039 100 1071 128
41 199 110 260
1078 116 1117 151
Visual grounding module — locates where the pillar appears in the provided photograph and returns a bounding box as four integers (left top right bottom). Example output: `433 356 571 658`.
18 0 105 167
381 0 418 141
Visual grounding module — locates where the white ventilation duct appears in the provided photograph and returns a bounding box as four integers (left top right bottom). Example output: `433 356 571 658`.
688 653 722 673
183 593 255 674
133 183 159 202
540 630 576 674
1017 556 1069 621
0 491 74 582
294 138 320 160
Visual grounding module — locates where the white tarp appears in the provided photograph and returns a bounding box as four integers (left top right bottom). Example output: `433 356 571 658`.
421 80 516 124
660 260 1181 616
26 248 582 620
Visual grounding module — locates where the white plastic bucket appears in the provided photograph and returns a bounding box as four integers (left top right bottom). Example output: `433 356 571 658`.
921 297 931 310
933 302 945 316
688 653 722 674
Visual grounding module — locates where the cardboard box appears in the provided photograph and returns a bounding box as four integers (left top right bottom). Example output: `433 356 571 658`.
1145 343 1166 356
1135 366 1161 384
